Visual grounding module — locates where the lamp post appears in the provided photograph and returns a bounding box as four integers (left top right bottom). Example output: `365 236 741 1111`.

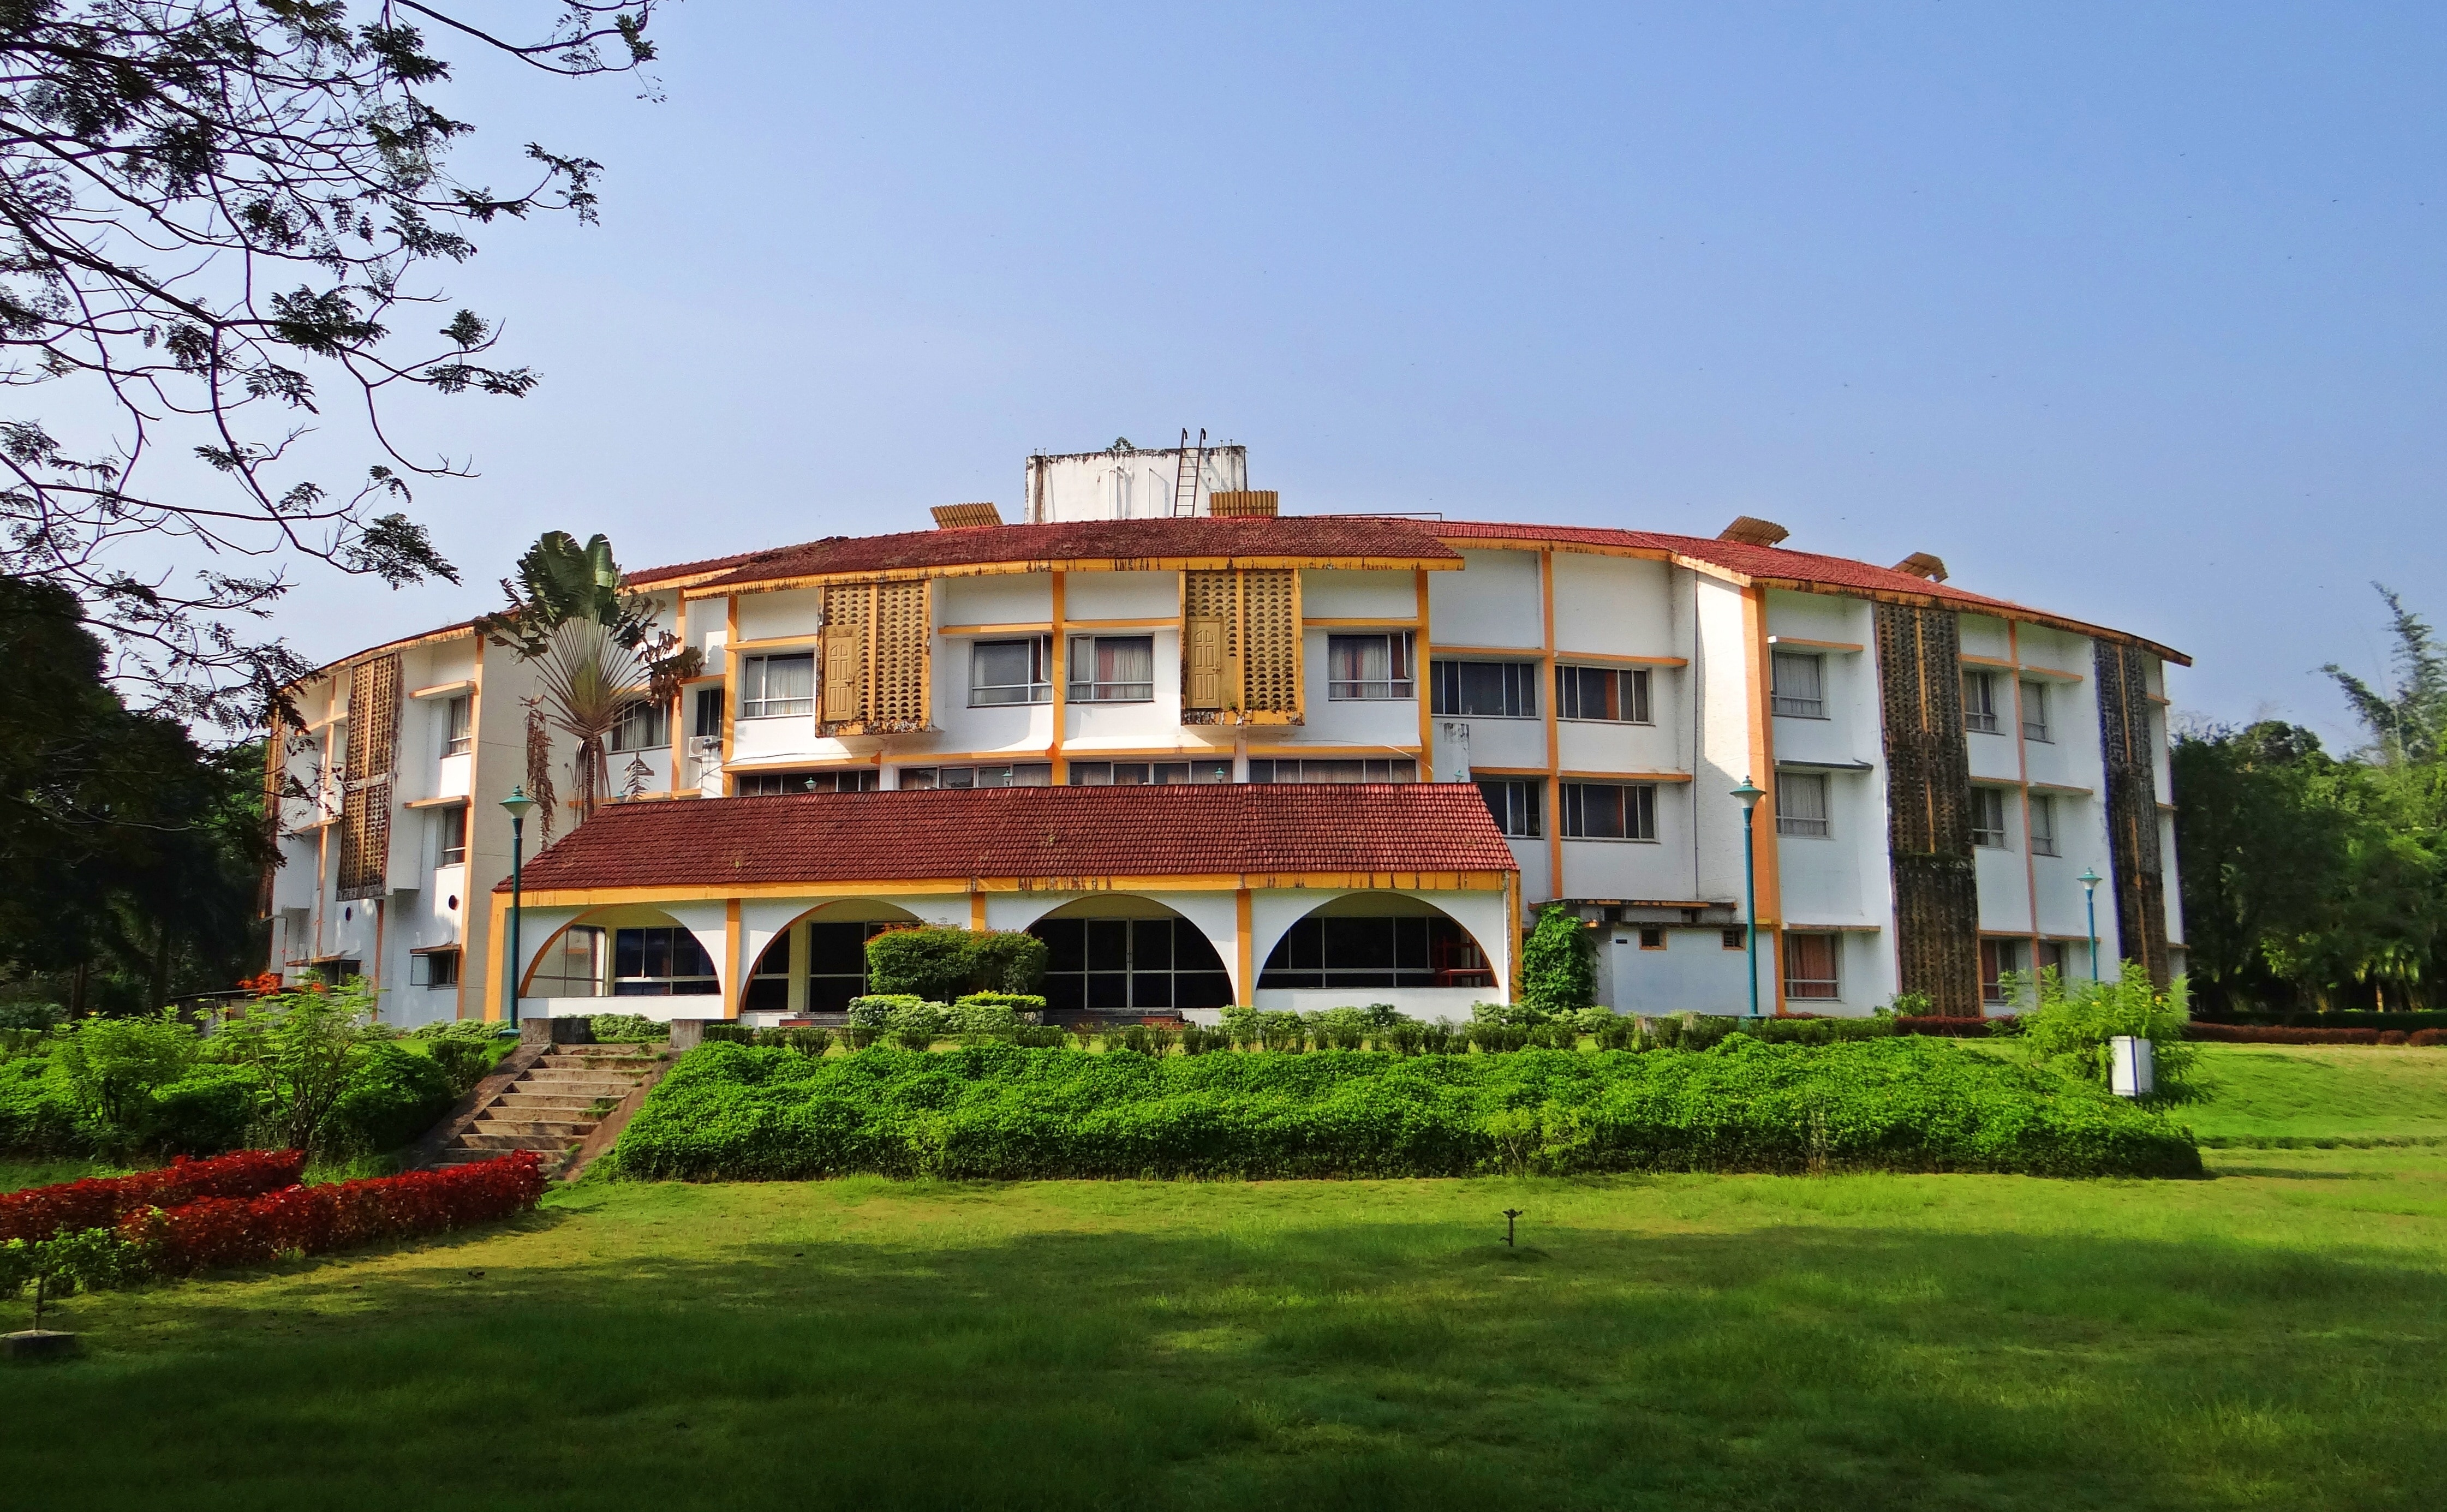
500 786 538 1026
2078 866 2103 982
1732 776 1766 1018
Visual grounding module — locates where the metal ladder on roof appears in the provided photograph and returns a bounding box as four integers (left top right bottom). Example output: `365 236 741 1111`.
1170 428 1208 516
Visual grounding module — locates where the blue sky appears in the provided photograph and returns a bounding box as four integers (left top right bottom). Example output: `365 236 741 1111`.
271 2 2443 745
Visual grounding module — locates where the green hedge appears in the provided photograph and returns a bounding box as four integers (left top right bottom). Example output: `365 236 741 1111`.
612 1037 2201 1182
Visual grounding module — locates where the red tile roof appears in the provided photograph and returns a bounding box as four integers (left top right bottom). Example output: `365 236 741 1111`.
682 515 1461 593
1431 520 2188 665
498 783 1519 893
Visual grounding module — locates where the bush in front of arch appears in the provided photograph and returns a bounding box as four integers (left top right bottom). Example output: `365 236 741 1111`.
864 927 1048 1002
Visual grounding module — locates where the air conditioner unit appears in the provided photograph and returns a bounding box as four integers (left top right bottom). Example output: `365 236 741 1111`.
687 736 722 761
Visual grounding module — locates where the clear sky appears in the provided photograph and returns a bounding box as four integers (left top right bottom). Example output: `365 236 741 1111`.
265 2 2443 746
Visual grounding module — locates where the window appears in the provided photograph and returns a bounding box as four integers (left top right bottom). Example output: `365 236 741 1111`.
803 921 884 1013
1561 781 1657 840
1963 670 2001 733
608 698 668 753
1638 927 1666 950
693 687 725 739
970 636 1053 706
897 762 1052 789
1430 660 1539 718
528 926 604 997
1971 787 2009 848
1034 916 1234 1012
2020 679 2051 742
741 652 816 718
2037 940 2069 981
1980 938 2025 1005
737 769 879 797
1067 635 1155 702
1557 665 1652 723
1771 653 1824 718
1722 928 1747 951
2028 793 2058 856
433 805 467 866
1476 778 1542 837
408 948 460 989
1259 914 1493 991
1326 632 1416 700
1776 771 1830 837
1784 933 1840 1000
744 935 791 1014
441 695 472 757
1248 758 1416 782
1068 760 1231 786
612 927 719 996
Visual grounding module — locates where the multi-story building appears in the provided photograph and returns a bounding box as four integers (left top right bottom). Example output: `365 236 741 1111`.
265 441 2185 1027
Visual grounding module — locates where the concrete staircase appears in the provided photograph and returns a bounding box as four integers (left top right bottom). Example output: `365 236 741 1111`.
429 1044 663 1169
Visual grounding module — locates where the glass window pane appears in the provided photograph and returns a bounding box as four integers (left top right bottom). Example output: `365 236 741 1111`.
1086 919 1129 972
1132 918 1173 969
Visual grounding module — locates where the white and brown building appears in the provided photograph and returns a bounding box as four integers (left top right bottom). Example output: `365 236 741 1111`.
264 441 2185 1025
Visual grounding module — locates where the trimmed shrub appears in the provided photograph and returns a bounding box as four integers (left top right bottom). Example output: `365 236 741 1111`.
2183 1023 2408 1045
326 1042 458 1154
588 1013 671 1042
417 1038 493 1097
846 995 926 1029
613 1039 2201 1182
1520 903 1597 1014
700 1023 755 1045
1896 1015 2009 1038
966 932 1049 996
148 1067 260 1155
1 1149 306 1244
117 1152 543 1275
411 1020 507 1044
864 928 975 1001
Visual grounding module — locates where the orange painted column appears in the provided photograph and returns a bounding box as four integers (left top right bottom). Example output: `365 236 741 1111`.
1739 584 1787 1013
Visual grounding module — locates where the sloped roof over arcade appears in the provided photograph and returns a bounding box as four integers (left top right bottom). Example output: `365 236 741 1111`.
498 783 1520 895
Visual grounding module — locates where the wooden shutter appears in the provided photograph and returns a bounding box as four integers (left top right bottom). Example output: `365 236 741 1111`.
1180 568 1297 725
1240 569 1300 716
822 629 863 725
2095 642 2170 987
1185 617 1225 710
336 654 402 901
1873 603 1981 1016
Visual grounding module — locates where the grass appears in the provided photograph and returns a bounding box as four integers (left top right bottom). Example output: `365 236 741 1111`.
1 1045 2442 1510
2181 1044 2447 1146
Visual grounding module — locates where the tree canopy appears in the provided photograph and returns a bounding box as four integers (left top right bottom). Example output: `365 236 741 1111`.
0 2 660 728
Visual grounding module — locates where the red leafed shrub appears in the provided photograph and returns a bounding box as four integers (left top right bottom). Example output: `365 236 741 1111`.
0 1149 306 1244
2412 1029 2447 1047
1895 1015 2010 1038
118 1152 542 1275
2183 1023 2383 1045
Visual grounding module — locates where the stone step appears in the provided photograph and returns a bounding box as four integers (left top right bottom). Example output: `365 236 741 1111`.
514 1075 644 1096
473 1115 597 1138
539 1053 663 1068
491 1092 608 1112
451 1131 582 1152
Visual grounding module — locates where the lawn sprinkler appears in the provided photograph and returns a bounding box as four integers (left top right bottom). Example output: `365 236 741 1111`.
1502 1209 1524 1247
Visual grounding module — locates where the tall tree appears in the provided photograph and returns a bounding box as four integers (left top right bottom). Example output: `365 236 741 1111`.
0 2 660 728
2322 584 2447 766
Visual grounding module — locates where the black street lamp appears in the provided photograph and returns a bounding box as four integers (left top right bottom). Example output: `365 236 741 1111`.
1731 776 1766 1018
500 786 538 1027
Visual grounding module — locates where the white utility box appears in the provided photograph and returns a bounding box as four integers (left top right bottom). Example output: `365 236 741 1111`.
2109 1035 2155 1098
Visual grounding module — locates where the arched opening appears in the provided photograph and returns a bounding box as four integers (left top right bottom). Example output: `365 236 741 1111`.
742 899 926 1015
1028 896 1233 1014
1258 893 1496 994
519 905 721 1001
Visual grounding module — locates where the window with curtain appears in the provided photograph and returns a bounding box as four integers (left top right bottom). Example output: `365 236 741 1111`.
612 927 719 996
693 687 724 738
2028 793 2058 856
1067 761 1231 786
1971 787 2009 847
741 653 816 718
897 762 1053 788
1429 660 1539 718
1247 758 1416 782
433 805 467 866
737 769 878 797
970 636 1053 706
1980 938 2025 1003
1784 933 1840 1000
1771 653 1824 718
441 694 472 757
1326 632 1415 700
608 697 667 752
1557 665 1652 722
1963 670 2002 733
1475 778 1541 837
1067 635 1154 702
1776 771 1830 837
1560 781 1657 840
2020 679 2051 742
1260 915 1493 990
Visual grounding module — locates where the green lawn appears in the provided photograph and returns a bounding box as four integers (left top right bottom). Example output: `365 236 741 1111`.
2 1045 2443 1510
2181 1044 2447 1146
